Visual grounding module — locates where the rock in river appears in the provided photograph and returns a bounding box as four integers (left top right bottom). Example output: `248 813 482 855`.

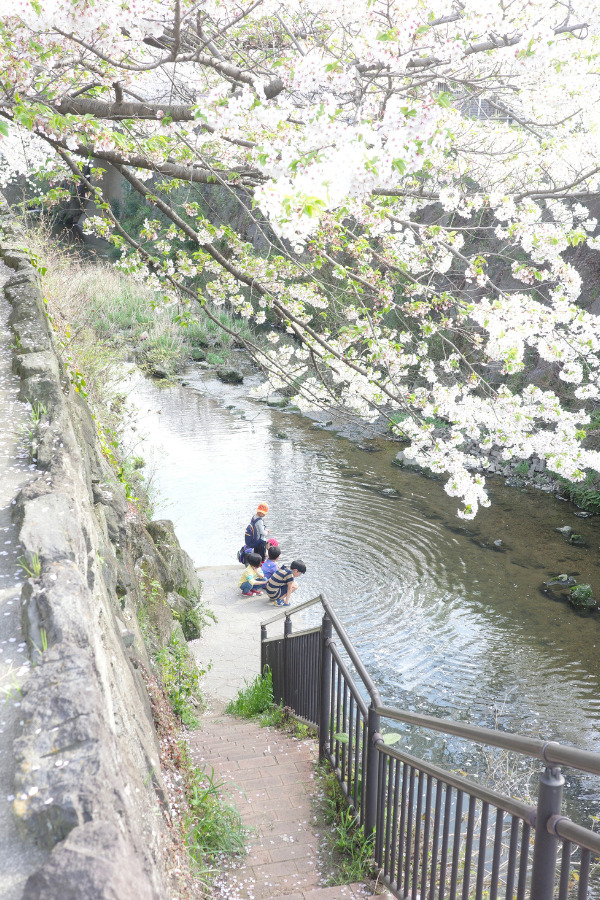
217 367 243 384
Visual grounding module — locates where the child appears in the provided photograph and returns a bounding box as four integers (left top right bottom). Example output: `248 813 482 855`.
261 541 280 581
266 560 306 607
243 502 269 562
238 552 267 596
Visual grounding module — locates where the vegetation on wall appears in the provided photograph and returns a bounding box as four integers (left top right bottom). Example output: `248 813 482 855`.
26 222 254 379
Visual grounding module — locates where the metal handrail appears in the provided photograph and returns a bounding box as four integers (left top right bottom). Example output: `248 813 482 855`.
552 815 600 853
377 740 536 825
321 593 382 707
265 592 600 777
262 624 321 643
260 593 600 900
376 704 600 778
260 593 324 626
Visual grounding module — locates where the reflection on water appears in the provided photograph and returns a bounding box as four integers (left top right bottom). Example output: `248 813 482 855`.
124 363 600 813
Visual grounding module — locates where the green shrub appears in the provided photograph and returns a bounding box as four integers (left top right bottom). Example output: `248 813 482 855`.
566 484 600 514
225 669 273 718
172 603 214 641
558 473 600 514
388 411 448 433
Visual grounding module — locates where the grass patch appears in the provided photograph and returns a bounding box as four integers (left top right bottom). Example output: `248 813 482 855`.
24 222 256 379
557 472 600 514
17 551 41 578
155 632 204 728
225 668 274 718
184 754 249 872
317 761 374 885
225 669 313 739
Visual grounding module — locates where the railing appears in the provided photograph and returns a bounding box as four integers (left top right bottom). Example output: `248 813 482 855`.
261 593 600 900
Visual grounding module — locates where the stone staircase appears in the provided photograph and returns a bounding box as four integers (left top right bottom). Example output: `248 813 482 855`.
188 710 393 900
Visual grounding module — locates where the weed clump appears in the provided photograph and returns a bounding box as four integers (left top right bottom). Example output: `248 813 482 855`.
316 761 374 885
154 632 204 728
225 669 314 738
172 603 214 642
184 752 248 871
225 668 274 718
141 665 248 892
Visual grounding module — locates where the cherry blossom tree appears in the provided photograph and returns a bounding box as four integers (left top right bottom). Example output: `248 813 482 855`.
1 0 600 516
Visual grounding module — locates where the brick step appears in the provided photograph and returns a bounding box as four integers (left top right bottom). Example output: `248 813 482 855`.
269 884 395 899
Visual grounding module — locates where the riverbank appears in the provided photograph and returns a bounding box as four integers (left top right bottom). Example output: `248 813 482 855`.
28 220 597 515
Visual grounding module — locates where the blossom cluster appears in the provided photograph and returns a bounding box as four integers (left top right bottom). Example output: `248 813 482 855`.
1 0 600 515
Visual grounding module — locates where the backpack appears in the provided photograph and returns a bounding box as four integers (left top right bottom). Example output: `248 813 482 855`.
244 516 260 549
237 546 248 564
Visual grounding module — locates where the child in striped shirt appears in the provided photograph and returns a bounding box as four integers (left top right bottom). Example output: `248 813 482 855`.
266 560 306 606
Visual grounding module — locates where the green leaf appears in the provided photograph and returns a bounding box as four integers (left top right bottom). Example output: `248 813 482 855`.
382 732 401 746
0 120 8 138
334 732 350 744
436 92 454 109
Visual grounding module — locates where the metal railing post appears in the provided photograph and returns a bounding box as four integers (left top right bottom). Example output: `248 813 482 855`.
319 614 332 761
283 614 292 706
260 624 266 674
365 704 381 838
529 763 564 900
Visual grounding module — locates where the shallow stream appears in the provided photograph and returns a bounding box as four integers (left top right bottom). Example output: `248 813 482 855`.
123 362 600 819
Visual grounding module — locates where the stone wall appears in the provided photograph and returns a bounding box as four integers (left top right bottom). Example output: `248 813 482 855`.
0 201 201 898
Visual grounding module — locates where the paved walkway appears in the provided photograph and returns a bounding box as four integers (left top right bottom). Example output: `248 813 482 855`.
190 568 389 900
0 263 47 898
191 565 286 703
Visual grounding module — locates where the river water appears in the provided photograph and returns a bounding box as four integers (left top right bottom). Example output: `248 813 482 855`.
123 361 600 818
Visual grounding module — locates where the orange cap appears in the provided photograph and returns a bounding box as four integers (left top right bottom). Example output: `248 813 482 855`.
257 502 269 515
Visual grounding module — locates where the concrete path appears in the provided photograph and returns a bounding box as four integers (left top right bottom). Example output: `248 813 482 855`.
0 262 47 898
190 567 390 900
191 565 285 703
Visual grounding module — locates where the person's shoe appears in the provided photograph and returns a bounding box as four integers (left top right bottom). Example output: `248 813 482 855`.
250 589 262 595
